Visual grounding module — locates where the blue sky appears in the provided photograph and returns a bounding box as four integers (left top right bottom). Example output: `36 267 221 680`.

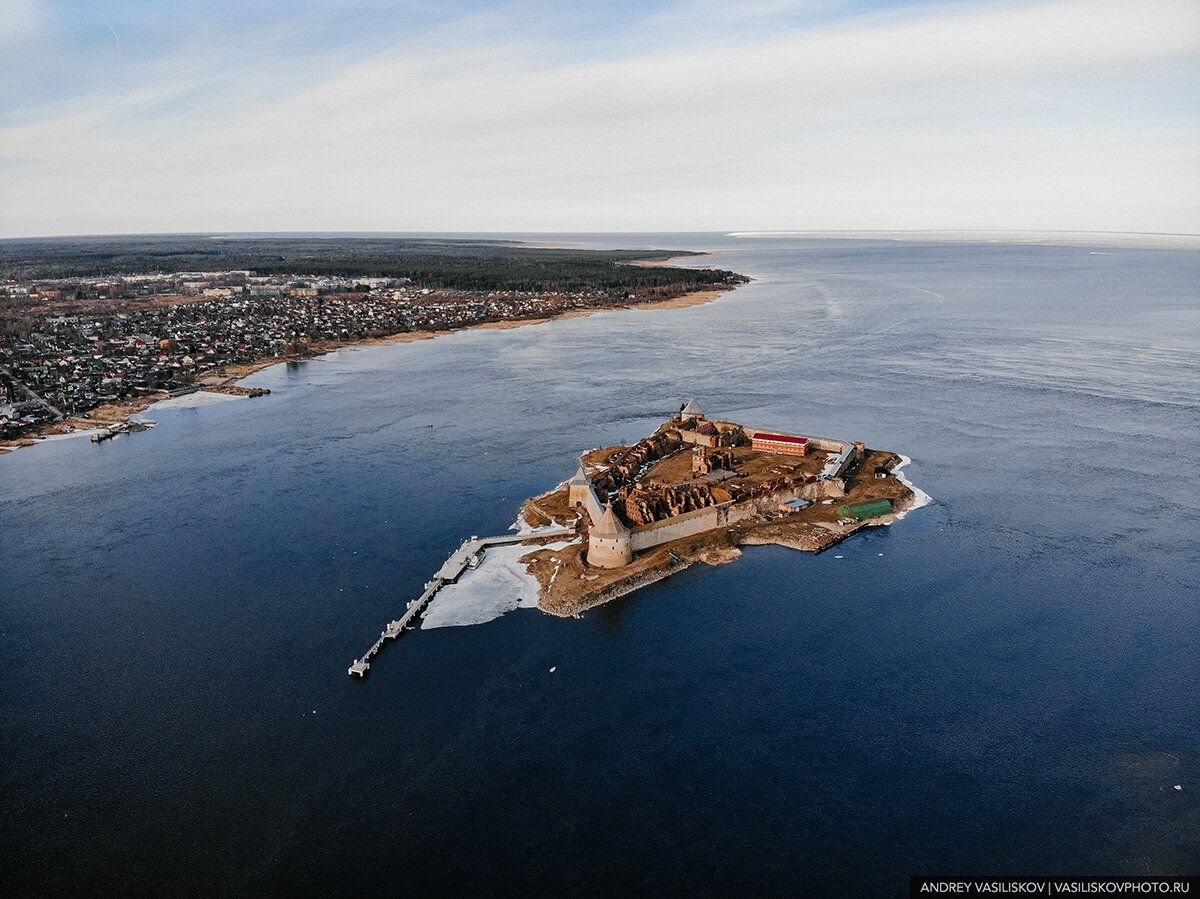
1 0 1198 236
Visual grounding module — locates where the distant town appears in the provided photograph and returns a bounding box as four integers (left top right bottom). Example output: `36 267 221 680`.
1 263 742 441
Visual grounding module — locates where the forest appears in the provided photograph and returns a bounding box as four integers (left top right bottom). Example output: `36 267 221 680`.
0 235 747 292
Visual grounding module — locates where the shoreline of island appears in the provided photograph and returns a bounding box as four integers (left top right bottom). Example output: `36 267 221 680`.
0 284 741 454
512 406 928 619
347 403 930 671
521 487 921 620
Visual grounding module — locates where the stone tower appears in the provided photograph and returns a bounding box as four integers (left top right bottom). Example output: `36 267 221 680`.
567 465 592 509
587 501 633 568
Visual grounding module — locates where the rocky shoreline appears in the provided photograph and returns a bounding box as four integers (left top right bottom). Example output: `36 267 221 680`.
528 491 916 618
519 427 922 619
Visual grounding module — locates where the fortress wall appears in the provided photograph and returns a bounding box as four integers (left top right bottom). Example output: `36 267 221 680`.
807 436 848 454
677 430 717 448
584 484 604 525
624 481 837 555
630 508 720 551
630 501 760 552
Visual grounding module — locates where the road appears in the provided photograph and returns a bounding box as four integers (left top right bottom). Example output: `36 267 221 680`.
0 364 64 419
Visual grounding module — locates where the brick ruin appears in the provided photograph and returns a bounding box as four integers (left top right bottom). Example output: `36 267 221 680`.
585 408 856 535
593 430 682 493
615 482 734 526
691 445 735 476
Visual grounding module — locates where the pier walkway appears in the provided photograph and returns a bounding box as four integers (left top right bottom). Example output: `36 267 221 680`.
348 527 575 677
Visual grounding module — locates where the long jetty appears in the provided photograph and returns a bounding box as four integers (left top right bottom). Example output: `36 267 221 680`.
348 527 574 678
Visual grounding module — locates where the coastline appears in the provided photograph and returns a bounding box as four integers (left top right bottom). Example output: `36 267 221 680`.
517 433 924 619
528 491 920 619
1 283 739 455
626 251 730 269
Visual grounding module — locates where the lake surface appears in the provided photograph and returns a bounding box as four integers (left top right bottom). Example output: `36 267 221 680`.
2 235 1197 895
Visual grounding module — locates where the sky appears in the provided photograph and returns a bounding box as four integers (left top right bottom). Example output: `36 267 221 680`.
1 0 1198 237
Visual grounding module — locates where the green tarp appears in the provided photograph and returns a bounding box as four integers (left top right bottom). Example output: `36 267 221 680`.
836 499 893 520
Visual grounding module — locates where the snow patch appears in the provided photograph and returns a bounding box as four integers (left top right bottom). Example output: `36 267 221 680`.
148 391 245 410
510 513 578 536
421 539 577 629
40 428 107 442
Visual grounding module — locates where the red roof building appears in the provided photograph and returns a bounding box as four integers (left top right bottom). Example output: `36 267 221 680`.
751 431 808 456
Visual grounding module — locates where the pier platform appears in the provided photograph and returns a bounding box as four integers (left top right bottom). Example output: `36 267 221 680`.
348 527 574 677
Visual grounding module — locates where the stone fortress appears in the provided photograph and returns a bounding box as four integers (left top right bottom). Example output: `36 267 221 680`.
352 400 919 673
568 400 867 569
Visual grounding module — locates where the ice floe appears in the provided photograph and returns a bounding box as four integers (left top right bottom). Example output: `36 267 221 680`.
890 454 933 520
421 538 577 629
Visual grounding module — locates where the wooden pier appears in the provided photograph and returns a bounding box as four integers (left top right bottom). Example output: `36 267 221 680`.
348 527 574 677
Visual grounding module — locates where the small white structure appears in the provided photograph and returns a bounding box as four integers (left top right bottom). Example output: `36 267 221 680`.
680 398 704 421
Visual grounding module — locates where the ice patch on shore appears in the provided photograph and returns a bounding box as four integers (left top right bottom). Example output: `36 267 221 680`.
510 512 579 536
421 539 577 629
40 428 106 442
149 391 244 410
890 454 933 520
41 420 156 442
510 495 561 534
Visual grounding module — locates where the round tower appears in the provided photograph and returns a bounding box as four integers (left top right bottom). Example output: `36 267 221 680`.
587 501 633 568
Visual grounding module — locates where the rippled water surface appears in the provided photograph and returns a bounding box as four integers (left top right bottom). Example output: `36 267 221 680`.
2 235 1198 895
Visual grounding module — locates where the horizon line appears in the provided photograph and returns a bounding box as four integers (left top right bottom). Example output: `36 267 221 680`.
4 228 1200 241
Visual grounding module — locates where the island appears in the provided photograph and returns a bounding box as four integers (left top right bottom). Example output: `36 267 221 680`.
348 399 926 676
517 400 920 616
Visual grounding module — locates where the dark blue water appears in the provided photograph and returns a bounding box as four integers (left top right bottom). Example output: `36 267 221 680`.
3 236 1198 896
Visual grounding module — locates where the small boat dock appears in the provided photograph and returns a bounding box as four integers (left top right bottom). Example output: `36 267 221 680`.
90 420 155 443
348 527 574 678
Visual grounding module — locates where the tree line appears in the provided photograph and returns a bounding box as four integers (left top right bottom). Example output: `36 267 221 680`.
0 236 748 292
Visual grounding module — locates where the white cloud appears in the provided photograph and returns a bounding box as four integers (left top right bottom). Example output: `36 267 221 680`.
2 0 1198 235
0 0 44 46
